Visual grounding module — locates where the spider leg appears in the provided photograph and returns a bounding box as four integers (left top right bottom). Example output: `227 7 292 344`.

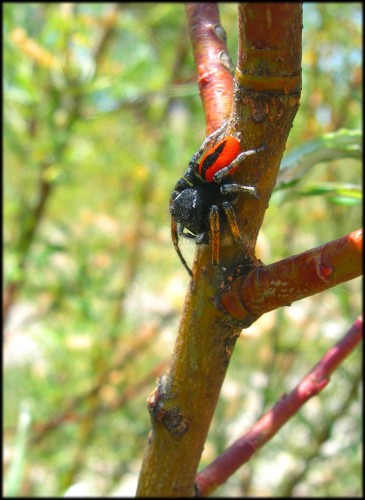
213 145 265 183
222 201 242 243
209 205 220 267
221 183 258 198
189 124 228 168
171 217 193 277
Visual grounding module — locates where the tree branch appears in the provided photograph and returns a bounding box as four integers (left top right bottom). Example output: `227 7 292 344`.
195 316 363 496
217 229 363 325
193 2 302 276
137 4 303 497
185 3 234 134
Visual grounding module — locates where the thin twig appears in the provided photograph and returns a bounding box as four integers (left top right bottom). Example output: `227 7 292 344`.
195 316 362 496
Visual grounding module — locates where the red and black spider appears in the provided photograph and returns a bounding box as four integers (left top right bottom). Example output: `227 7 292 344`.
169 126 264 276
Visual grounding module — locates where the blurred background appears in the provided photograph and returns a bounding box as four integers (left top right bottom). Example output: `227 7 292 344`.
3 3 362 497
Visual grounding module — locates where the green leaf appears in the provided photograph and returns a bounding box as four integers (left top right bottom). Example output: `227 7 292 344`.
276 129 362 189
273 181 362 205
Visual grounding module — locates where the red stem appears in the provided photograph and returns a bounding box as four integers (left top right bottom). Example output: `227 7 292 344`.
185 3 234 133
218 229 363 324
195 316 363 496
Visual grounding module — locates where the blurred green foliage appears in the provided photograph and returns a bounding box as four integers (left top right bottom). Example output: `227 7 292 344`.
4 3 362 497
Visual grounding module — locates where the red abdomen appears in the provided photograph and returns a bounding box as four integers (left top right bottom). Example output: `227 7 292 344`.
198 136 240 182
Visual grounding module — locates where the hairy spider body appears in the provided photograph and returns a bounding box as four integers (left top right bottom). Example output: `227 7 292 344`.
170 127 264 276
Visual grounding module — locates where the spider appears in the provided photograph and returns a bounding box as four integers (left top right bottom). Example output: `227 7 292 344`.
169 126 264 276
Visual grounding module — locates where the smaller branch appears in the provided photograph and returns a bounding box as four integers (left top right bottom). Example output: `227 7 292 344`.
218 229 362 324
3 166 53 325
195 316 363 497
92 3 122 65
276 369 362 496
185 3 234 133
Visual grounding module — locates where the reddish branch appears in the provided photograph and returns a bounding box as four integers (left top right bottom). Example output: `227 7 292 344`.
195 316 363 496
185 3 234 133
218 229 363 325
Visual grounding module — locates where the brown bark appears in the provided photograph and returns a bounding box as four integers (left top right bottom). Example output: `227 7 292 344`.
137 4 303 497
